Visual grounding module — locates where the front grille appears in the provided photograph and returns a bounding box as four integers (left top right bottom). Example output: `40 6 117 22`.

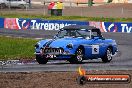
43 47 64 54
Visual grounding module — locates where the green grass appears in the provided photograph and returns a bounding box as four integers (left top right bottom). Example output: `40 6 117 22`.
0 13 132 22
0 36 38 60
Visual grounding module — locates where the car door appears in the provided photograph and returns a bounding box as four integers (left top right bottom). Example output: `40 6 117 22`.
82 37 103 59
6 0 10 6
10 0 18 7
91 37 104 58
90 31 106 58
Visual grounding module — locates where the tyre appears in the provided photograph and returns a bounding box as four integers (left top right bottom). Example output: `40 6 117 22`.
77 76 87 85
69 47 84 64
102 48 112 63
36 55 48 64
0 3 6 9
19 4 25 9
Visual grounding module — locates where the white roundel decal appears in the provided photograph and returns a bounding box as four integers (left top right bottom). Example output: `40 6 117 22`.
92 45 99 54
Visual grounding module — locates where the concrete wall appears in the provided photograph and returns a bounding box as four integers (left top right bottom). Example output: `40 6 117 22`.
112 0 132 3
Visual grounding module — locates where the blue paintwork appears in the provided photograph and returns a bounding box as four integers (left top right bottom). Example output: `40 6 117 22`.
35 39 51 53
35 36 118 60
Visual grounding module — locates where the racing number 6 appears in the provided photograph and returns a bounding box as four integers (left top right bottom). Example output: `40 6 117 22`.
92 45 99 54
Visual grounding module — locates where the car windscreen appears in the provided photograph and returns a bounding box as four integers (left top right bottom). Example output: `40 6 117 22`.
57 29 91 39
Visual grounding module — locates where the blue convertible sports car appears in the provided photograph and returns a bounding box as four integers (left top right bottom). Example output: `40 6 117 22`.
34 25 118 64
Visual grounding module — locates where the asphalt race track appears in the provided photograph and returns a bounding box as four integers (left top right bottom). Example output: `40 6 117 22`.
0 29 132 72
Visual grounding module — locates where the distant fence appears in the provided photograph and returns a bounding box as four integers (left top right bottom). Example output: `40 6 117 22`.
42 0 109 3
38 0 132 6
0 18 132 33
39 0 109 6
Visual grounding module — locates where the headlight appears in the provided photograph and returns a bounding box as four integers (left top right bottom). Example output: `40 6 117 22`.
66 43 73 49
35 44 39 48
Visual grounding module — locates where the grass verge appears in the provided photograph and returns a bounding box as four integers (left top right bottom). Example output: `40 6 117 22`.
0 36 38 60
0 13 132 22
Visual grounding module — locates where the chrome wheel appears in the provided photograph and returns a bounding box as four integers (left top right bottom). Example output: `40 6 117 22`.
107 49 112 61
102 48 112 63
68 47 84 64
76 48 83 62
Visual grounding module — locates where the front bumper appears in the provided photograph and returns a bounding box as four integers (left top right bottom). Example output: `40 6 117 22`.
34 52 75 60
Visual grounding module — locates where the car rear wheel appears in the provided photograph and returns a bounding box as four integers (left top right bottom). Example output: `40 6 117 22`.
69 47 84 64
19 4 25 9
36 55 48 64
102 48 112 63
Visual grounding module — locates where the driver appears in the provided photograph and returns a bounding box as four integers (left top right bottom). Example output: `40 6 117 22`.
70 31 76 37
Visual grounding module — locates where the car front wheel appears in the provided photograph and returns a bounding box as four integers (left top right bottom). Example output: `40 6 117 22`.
36 55 48 64
102 48 112 63
69 47 84 64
